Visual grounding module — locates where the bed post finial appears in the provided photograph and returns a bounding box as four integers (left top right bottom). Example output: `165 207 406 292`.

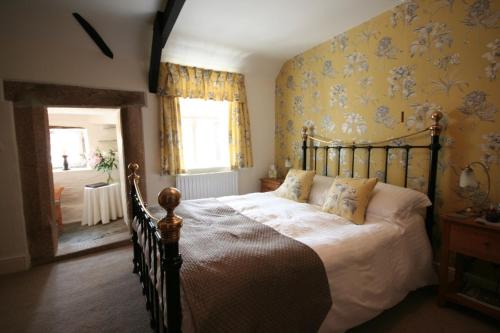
429 111 443 137
158 187 183 244
128 163 140 183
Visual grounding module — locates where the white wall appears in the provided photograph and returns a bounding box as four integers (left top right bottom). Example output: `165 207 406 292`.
0 98 29 274
238 73 275 193
0 1 275 272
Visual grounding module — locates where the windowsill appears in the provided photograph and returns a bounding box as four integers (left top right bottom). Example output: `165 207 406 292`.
183 167 232 175
52 167 93 173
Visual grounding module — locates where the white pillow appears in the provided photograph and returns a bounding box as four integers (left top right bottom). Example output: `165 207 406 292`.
366 182 431 223
308 175 335 206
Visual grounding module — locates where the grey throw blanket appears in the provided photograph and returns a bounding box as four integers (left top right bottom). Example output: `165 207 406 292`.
154 198 332 333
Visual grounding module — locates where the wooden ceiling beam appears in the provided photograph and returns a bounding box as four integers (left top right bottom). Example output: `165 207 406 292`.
148 0 185 93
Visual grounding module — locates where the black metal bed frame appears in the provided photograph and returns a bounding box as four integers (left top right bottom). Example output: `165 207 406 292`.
301 111 443 240
127 111 443 333
129 166 183 333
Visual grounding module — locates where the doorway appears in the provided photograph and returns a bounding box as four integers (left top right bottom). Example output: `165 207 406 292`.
47 107 130 256
3 81 147 265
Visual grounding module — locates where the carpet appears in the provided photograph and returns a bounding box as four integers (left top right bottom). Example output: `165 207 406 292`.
0 246 150 333
0 246 498 333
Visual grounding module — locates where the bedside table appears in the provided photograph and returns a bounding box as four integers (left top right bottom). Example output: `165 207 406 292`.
439 214 500 319
260 178 284 192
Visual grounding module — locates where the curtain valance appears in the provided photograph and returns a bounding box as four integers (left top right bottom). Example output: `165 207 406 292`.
158 62 253 174
158 63 247 102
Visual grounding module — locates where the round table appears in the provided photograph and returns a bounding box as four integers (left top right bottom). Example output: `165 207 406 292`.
82 183 123 226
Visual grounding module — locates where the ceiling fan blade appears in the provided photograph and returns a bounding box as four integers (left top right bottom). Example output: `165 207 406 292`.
73 12 114 59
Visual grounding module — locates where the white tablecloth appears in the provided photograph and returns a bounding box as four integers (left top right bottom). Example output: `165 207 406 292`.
82 183 123 226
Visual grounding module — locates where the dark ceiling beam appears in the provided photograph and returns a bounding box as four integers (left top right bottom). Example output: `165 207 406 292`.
148 0 185 93
72 13 114 59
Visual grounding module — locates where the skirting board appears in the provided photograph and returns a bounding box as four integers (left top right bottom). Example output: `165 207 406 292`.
0 255 29 275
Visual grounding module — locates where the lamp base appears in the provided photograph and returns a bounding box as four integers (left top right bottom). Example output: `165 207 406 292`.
456 207 482 218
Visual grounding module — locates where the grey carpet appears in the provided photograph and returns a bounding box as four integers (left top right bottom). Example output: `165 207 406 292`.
0 246 150 333
350 287 499 333
0 246 498 333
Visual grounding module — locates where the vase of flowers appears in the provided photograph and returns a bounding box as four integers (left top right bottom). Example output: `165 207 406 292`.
89 149 118 184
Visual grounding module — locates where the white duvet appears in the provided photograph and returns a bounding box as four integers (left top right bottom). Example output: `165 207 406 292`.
210 191 436 333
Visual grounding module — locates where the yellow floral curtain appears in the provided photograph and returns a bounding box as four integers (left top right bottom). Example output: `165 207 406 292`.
229 102 253 169
159 96 185 175
158 62 253 174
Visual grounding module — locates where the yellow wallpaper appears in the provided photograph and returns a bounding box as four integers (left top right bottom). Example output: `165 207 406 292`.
275 0 499 217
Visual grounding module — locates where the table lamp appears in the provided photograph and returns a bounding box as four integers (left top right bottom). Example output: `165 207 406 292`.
284 158 292 175
459 161 490 214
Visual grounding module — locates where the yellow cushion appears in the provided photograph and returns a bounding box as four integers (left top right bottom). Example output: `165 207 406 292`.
275 169 316 203
322 177 378 224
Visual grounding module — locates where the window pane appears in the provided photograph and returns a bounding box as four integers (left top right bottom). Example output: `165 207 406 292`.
179 98 229 171
50 128 89 169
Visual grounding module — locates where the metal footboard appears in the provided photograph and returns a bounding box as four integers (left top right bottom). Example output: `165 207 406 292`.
128 163 183 333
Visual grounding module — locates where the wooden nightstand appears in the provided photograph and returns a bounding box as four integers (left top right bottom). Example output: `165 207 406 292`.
260 178 284 192
439 214 500 319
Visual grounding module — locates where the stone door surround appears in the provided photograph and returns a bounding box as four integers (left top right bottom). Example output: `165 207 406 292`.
3 81 147 265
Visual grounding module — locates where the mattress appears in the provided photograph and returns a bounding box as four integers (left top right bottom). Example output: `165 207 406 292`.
136 191 435 332
217 192 435 332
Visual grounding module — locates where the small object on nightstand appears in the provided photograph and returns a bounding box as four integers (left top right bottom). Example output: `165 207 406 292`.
268 164 277 179
439 214 500 320
260 178 284 192
284 158 292 175
484 205 500 223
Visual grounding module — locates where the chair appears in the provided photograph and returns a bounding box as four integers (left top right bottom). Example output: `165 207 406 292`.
54 186 65 231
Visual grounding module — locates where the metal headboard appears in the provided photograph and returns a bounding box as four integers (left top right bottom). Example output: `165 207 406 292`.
301 112 443 240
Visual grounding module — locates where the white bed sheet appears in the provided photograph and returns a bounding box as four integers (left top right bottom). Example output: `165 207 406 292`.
156 191 434 332
212 191 436 333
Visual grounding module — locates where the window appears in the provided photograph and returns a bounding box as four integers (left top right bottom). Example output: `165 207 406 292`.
179 98 230 172
49 128 89 169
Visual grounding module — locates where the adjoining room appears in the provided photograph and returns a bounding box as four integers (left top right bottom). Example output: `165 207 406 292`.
48 107 129 256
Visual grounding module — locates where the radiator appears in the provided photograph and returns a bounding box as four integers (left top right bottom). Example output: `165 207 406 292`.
175 171 239 200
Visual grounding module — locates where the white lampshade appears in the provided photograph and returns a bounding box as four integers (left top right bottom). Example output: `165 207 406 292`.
459 167 478 188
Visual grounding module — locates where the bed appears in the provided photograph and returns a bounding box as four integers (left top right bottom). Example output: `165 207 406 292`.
128 111 444 333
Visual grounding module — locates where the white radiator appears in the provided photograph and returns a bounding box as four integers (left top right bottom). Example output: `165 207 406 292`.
175 171 239 200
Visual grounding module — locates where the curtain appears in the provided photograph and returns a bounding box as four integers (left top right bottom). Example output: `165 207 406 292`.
159 96 185 175
229 102 253 169
158 62 253 174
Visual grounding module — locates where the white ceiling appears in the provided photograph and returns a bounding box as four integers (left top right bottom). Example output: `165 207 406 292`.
0 0 399 78
163 0 399 74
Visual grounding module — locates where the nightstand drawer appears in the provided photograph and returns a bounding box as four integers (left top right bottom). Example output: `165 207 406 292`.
260 178 283 192
449 223 500 264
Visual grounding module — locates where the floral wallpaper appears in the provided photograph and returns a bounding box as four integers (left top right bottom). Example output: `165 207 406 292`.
275 0 499 216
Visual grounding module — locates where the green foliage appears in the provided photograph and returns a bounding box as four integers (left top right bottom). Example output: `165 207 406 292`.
90 149 118 173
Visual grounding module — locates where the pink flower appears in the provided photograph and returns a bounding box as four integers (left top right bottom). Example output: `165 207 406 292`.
88 154 103 168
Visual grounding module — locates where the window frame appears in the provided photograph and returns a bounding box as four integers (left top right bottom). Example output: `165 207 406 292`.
49 127 90 170
178 98 231 174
